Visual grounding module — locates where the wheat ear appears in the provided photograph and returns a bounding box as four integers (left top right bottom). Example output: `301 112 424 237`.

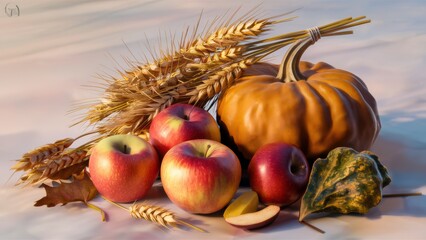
18 150 88 185
121 16 276 88
104 198 206 232
95 90 179 136
12 138 74 172
187 58 253 104
75 12 286 127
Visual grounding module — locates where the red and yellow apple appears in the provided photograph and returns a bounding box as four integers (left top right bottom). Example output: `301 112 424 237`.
161 139 241 214
149 103 221 157
248 142 309 206
89 134 160 203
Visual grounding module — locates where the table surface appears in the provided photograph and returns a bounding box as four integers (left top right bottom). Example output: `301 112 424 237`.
1 1 425 239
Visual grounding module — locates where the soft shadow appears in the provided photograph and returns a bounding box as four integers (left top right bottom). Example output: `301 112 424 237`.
368 129 426 219
144 181 167 200
365 194 426 220
248 211 303 233
372 116 426 190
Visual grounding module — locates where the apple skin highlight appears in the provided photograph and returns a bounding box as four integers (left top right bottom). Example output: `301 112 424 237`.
248 142 310 207
149 103 221 157
161 139 241 214
89 134 160 203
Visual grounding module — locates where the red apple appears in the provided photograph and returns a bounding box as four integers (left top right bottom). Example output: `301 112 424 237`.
89 134 160 203
248 142 309 206
161 139 241 214
149 103 221 157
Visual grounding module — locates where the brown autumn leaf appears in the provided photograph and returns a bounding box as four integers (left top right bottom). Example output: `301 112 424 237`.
34 169 106 221
48 161 88 181
34 169 97 207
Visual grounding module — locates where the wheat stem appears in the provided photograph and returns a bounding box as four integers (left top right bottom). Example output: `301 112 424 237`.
103 197 206 232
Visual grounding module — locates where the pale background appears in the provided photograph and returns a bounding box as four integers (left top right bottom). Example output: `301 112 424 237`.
1 0 425 239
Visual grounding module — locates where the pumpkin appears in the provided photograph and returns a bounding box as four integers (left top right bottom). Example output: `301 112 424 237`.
216 37 380 167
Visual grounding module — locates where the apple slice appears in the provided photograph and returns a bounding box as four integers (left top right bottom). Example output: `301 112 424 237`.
225 205 280 230
223 191 259 218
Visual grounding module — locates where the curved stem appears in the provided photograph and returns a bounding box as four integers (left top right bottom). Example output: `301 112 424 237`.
272 17 370 83
276 37 313 82
85 202 107 222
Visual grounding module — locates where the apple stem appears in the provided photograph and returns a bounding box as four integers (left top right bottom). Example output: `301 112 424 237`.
300 220 325 234
383 192 422 198
205 144 211 158
185 105 195 120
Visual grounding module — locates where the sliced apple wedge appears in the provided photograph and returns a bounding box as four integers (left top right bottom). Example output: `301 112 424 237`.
223 191 259 218
225 205 280 230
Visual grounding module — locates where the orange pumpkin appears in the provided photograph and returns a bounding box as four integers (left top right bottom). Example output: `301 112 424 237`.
217 38 380 167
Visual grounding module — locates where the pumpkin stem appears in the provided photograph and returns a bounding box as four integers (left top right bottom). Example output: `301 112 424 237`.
277 27 322 83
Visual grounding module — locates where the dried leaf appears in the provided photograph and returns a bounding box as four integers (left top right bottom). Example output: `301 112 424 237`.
48 161 88 181
299 147 391 221
34 169 98 207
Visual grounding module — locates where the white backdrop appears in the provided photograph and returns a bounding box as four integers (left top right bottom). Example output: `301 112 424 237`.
1 0 425 239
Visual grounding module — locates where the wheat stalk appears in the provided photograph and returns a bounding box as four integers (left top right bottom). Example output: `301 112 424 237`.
75 11 286 127
11 133 94 185
138 130 150 141
104 198 206 232
120 16 276 88
187 58 252 104
17 149 88 185
95 90 179 136
12 138 75 172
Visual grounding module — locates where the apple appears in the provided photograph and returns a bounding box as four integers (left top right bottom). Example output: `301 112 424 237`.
161 139 241 214
89 134 160 203
149 103 221 157
248 142 309 206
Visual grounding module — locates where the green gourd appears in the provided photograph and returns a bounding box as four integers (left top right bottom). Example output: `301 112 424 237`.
299 147 391 221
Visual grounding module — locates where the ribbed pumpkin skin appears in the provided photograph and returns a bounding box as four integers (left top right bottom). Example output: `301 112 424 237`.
217 62 380 166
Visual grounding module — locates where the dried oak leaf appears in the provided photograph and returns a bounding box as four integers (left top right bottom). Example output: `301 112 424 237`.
48 161 88 181
35 169 97 207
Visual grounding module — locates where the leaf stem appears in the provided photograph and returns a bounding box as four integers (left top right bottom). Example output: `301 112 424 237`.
85 201 107 222
383 192 422 198
300 220 325 234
